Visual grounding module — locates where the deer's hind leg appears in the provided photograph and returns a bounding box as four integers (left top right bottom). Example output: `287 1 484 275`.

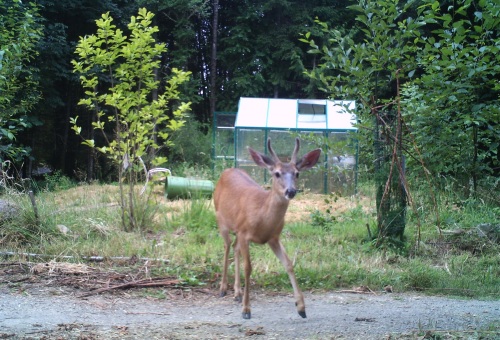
219 228 231 298
238 237 252 319
232 235 243 302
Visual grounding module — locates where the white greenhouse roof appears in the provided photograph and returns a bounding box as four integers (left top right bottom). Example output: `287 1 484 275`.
235 97 356 131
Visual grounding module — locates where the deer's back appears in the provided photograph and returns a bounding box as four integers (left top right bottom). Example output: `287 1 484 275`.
214 168 265 210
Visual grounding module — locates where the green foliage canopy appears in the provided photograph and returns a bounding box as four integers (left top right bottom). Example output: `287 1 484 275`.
0 0 43 163
402 0 500 191
303 0 500 190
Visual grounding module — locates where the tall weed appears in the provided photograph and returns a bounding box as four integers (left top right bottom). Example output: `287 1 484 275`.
1 191 59 247
167 198 215 231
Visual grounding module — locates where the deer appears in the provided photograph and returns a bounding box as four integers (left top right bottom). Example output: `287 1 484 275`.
213 137 321 319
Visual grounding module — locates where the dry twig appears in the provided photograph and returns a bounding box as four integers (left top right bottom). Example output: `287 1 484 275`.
337 285 378 295
78 277 181 298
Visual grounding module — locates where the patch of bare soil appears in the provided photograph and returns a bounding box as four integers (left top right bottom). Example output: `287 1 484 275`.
1 261 499 340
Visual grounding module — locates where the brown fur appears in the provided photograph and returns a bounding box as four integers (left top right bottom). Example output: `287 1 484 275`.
214 138 321 319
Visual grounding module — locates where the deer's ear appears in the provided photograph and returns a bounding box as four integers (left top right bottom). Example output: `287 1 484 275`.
296 149 321 171
249 147 275 169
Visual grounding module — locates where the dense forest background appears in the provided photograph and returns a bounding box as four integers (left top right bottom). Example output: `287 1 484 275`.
2 0 499 204
2 0 356 179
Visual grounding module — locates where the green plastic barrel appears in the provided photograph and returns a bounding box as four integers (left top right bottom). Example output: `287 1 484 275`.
165 176 215 199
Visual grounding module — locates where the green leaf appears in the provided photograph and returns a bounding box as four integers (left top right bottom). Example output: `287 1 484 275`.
82 139 95 148
0 128 15 141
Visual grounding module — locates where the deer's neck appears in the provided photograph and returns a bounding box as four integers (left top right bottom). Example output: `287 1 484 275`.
263 189 290 219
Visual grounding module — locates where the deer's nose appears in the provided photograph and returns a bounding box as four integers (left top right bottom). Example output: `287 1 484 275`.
285 188 297 199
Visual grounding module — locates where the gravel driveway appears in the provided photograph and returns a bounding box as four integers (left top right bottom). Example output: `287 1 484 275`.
1 286 499 339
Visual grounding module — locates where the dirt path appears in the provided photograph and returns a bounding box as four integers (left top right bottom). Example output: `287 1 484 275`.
1 285 499 339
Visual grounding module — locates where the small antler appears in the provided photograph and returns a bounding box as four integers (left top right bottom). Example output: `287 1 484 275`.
267 138 280 162
290 138 300 164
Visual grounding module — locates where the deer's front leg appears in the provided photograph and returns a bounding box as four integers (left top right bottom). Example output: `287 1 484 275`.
239 238 252 319
268 238 306 318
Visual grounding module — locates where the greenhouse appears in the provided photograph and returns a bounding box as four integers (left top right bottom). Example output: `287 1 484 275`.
213 97 358 194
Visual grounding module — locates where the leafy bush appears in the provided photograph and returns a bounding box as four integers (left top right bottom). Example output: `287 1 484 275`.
36 170 75 192
309 194 338 230
169 163 215 182
0 1 43 164
168 115 212 168
310 209 337 230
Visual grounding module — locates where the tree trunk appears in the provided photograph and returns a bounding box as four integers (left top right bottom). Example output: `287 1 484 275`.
374 108 406 244
149 66 159 163
60 91 72 175
472 125 478 195
86 103 96 182
209 0 219 119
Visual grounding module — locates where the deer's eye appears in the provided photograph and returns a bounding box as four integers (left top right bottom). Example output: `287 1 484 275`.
274 172 281 178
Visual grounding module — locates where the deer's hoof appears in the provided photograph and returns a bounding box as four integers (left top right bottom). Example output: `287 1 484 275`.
298 310 307 318
234 295 242 303
242 311 251 319
219 291 227 298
